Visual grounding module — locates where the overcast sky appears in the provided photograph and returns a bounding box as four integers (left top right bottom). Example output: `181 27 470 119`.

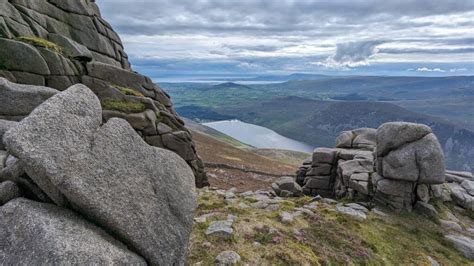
97 0 474 80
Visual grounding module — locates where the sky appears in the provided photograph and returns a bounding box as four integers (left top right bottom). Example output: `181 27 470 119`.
96 0 474 80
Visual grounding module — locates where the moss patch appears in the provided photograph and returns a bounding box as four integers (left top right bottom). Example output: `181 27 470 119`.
101 99 146 113
17 36 62 54
114 85 144 97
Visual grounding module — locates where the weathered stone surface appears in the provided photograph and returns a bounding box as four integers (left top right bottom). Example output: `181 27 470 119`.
338 159 373 182
0 78 58 116
414 201 438 219
48 33 93 61
304 176 331 189
0 180 20 205
337 128 376 150
440 220 463 232
215 250 241 265
272 176 302 197
0 198 146 264
4 85 197 265
87 61 146 90
0 38 50 75
162 131 196 161
206 220 234 238
376 122 432 156
312 147 337 164
375 178 414 210
445 235 474 259
461 180 474 196
447 183 474 211
335 131 353 148
336 205 367 221
352 128 377 150
306 163 332 176
0 119 18 150
382 133 445 184
416 184 430 203
446 170 473 180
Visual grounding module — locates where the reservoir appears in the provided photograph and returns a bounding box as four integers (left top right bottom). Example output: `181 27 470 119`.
202 120 314 153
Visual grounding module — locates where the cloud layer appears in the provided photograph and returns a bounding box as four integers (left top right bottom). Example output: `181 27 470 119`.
96 0 474 79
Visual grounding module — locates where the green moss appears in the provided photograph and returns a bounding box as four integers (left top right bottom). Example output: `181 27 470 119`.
155 111 163 122
17 36 62 54
114 85 144 97
101 99 146 113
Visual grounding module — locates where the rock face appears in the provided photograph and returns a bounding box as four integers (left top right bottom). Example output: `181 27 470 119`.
0 198 146 265
296 123 447 211
4 85 197 265
0 0 207 187
272 176 303 197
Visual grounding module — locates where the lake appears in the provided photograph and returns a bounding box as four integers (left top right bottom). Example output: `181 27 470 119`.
202 120 314 153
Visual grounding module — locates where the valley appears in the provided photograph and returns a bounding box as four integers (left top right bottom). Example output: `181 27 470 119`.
160 76 474 171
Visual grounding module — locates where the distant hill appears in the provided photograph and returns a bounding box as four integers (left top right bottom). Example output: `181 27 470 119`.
210 82 254 90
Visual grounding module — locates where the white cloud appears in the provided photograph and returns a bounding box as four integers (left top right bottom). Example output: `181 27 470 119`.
416 67 445 72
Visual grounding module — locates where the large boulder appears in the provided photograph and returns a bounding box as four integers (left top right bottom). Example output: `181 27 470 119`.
0 198 146 264
377 123 445 184
376 122 432 156
0 77 58 117
4 84 197 265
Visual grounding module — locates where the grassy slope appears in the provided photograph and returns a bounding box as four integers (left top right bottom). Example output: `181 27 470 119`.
188 191 472 265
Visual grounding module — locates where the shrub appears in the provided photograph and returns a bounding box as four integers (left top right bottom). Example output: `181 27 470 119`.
17 36 62 54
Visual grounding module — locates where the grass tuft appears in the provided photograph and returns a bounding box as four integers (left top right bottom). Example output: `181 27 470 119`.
101 99 146 113
114 85 145 97
18 36 62 54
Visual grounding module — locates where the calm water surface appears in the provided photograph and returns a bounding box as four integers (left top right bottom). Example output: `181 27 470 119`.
202 120 314 153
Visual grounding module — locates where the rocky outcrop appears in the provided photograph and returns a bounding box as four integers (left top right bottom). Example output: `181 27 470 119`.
1 84 197 264
294 122 447 211
0 0 207 187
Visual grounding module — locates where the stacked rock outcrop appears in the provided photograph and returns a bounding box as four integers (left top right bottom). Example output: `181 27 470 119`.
0 0 207 187
0 84 197 264
373 122 445 210
292 123 448 211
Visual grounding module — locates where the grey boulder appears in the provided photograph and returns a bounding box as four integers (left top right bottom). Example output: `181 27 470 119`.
381 133 445 184
0 198 146 264
376 122 432 156
0 78 58 117
4 84 197 265
272 176 302 197
445 234 474 259
215 250 241 265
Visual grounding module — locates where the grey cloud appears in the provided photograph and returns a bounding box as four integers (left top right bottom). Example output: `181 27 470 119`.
222 44 285 52
97 0 474 36
331 40 385 66
380 47 474 54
